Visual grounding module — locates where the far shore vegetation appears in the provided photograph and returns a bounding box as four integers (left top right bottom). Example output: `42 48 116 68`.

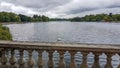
0 12 50 23
0 12 120 23
70 13 120 22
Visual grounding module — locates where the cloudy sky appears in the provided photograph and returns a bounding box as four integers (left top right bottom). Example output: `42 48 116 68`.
0 0 120 18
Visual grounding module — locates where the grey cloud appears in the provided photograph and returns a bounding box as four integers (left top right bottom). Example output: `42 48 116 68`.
66 8 98 15
1 0 71 9
0 0 120 18
0 0 71 13
66 6 120 15
107 5 120 9
59 0 120 14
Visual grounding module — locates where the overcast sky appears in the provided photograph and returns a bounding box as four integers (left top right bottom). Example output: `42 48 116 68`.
0 0 120 18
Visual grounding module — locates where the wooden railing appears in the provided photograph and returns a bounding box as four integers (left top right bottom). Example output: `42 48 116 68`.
0 41 120 68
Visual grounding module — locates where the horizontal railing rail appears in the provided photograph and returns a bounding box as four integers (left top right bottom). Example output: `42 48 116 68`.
0 41 120 68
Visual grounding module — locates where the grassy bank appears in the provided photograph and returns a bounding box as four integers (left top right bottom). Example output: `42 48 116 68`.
0 24 12 40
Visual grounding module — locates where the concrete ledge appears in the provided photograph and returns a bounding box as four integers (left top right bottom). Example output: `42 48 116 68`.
0 40 120 54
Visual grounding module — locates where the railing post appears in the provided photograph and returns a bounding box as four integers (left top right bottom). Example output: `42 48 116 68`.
69 51 77 68
48 50 54 68
18 49 25 68
58 50 65 68
118 64 120 68
105 53 113 68
9 49 17 68
92 53 101 68
117 54 120 68
1 49 9 68
37 50 44 68
27 50 34 68
80 52 88 68
0 50 1 63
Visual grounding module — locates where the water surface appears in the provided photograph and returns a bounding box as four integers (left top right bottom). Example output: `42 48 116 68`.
6 21 120 44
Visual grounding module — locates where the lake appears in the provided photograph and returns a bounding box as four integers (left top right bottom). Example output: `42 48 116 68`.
6 21 120 44
5 21 120 68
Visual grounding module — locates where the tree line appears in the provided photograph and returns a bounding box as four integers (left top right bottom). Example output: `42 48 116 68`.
0 12 120 22
0 12 50 22
70 13 120 22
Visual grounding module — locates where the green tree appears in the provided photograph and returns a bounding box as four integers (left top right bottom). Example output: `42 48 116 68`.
19 14 33 22
0 12 21 22
0 12 50 22
41 15 49 22
70 13 120 22
0 24 12 40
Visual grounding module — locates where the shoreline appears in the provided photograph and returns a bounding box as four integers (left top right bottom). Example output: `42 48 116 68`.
1 21 120 25
0 22 21 25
